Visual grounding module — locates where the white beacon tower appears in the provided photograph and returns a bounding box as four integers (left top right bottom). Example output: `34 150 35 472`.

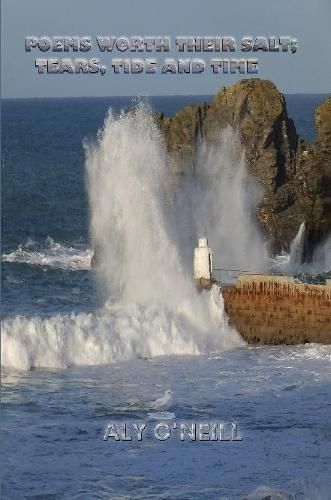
193 238 213 282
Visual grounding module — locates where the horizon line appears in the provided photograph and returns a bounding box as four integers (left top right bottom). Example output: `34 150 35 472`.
2 91 330 101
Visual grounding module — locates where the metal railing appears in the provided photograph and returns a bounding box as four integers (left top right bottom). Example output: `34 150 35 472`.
212 267 329 286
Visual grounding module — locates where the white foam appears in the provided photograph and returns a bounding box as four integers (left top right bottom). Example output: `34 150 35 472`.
293 344 331 361
1 285 243 370
2 237 92 271
243 485 293 500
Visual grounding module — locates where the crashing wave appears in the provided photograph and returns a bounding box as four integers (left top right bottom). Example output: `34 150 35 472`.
2 237 92 271
1 286 243 370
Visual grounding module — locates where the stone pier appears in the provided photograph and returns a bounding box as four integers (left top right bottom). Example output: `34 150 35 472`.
222 275 331 344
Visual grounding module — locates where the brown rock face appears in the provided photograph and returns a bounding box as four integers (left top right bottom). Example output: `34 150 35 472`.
155 102 208 172
295 97 331 259
156 79 331 259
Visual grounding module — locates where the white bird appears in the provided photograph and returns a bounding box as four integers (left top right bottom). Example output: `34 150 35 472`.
149 390 174 410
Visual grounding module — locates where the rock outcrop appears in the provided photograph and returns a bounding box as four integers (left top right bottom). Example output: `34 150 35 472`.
294 96 331 259
156 79 331 258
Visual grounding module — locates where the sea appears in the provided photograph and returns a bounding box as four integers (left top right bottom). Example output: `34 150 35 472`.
1 94 331 499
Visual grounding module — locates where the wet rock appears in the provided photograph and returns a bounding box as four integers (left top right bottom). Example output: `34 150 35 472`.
156 79 331 259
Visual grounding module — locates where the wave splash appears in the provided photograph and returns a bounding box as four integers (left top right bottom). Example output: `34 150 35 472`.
2 104 255 370
272 222 331 276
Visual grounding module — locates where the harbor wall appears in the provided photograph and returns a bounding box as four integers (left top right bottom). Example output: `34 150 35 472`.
222 275 331 344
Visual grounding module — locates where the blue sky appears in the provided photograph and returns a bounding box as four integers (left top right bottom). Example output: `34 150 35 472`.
1 0 330 98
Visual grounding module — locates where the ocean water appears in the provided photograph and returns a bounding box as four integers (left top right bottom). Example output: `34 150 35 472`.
1 94 331 499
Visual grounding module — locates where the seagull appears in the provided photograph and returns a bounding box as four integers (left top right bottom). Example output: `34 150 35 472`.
149 390 174 410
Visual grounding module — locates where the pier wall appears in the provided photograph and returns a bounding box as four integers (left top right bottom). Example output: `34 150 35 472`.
222 276 331 344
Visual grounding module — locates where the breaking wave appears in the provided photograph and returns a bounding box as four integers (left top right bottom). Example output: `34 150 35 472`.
2 237 92 271
1 286 243 370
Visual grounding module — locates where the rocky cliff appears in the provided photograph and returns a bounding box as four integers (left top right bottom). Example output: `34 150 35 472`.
156 80 331 258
